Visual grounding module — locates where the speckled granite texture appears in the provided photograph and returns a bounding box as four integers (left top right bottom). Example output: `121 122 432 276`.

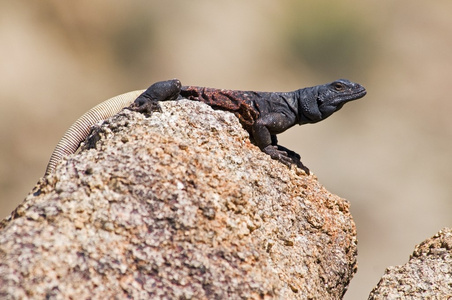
0 100 357 299
369 228 452 299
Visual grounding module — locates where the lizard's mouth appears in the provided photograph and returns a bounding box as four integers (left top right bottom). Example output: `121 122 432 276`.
332 87 367 106
352 88 367 98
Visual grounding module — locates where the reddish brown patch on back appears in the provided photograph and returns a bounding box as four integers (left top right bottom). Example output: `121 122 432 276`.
180 86 259 131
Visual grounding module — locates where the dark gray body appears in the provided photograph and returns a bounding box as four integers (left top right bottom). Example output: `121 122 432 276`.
132 79 367 173
46 78 366 175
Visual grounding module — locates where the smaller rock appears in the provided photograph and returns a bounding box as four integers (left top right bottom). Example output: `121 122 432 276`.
369 227 452 299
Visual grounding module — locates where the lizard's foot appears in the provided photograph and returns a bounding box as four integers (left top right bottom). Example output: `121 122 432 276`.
128 97 162 115
263 145 310 174
262 145 293 166
82 124 104 150
282 147 310 174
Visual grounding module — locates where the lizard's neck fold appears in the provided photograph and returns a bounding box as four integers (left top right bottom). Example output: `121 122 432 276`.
296 86 322 124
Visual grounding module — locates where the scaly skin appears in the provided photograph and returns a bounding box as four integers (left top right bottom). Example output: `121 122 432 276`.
46 78 366 175
132 79 367 173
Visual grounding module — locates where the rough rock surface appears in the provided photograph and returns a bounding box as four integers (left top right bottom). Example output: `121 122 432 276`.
369 227 452 299
0 100 357 299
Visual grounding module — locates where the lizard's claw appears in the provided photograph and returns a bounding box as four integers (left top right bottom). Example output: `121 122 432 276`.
263 145 293 165
128 96 162 115
262 145 310 174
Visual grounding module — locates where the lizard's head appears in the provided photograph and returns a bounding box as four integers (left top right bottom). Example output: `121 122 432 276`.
301 79 366 123
317 79 366 117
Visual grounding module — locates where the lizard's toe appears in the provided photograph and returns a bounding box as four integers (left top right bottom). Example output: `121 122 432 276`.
128 96 162 115
263 145 292 164
262 145 310 174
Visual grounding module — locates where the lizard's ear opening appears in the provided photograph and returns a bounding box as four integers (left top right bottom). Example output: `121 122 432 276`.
316 97 324 107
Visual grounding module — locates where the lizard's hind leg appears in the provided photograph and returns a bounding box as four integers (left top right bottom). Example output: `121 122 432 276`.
129 79 182 114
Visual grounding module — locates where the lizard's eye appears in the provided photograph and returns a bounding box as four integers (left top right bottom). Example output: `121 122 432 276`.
333 82 345 91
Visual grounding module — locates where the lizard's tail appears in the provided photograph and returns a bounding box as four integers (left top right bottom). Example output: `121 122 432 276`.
45 90 144 176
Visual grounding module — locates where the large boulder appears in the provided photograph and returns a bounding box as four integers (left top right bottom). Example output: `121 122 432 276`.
0 100 357 299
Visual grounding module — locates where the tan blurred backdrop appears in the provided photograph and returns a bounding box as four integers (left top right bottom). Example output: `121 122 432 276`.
1 0 451 298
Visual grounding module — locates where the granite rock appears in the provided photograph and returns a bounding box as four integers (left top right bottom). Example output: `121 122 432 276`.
369 227 452 299
0 100 357 299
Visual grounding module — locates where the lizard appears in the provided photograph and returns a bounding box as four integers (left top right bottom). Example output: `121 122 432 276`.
45 78 366 175
130 78 366 173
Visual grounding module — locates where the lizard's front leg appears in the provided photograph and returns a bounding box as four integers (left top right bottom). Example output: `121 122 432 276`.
252 113 295 165
252 113 310 173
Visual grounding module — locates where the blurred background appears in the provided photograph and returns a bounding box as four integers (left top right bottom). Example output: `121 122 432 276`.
1 0 451 298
